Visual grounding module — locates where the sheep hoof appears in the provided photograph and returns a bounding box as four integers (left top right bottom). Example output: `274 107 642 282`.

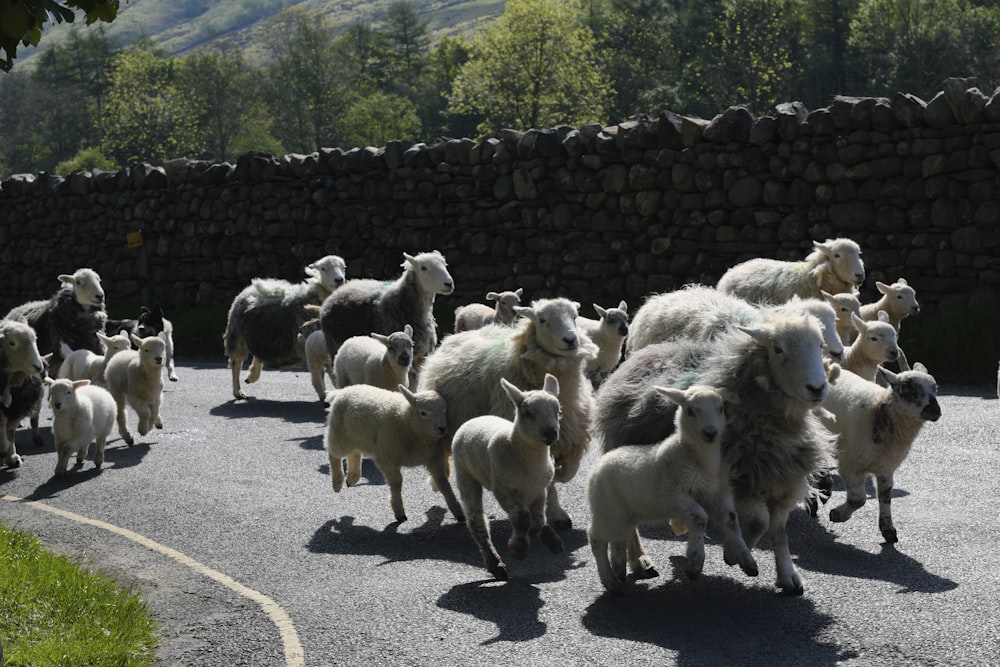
33 435 44 448
630 555 658 579
779 583 805 597
548 516 572 531
489 564 509 581
394 513 408 523
881 528 898 544
829 507 848 523
540 526 563 554
508 537 528 560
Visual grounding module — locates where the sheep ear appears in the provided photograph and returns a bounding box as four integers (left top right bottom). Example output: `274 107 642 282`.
130 333 144 346
500 377 524 405
720 388 740 405
877 366 900 386
58 274 74 284
44 377 54 386
736 325 768 345
654 385 686 407
542 373 560 397
820 290 836 305
592 303 607 318
514 288 524 298
877 310 890 323
876 281 890 294
912 362 928 374
97 331 112 342
514 306 535 321
851 313 866 332
398 384 417 403
402 252 417 268
371 332 390 346
897 277 908 286
486 291 499 301
72 379 90 389
617 300 627 313
404 324 413 337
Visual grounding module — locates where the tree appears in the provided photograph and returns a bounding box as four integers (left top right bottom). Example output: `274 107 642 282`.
381 1 429 92
100 43 203 164
0 0 119 72
342 92 421 147
414 35 474 139
448 0 612 134
795 0 860 106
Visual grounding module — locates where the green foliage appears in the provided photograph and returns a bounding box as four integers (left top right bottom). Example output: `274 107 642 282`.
449 0 612 134
0 523 157 666
55 144 116 174
0 0 119 72
343 92 422 147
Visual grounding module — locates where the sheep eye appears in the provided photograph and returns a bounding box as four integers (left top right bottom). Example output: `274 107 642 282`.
686 407 695 418
773 345 784 355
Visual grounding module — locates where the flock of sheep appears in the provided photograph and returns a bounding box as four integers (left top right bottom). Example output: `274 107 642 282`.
0 238 941 596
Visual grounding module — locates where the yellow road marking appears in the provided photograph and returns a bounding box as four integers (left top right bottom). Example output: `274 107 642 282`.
2 494 304 667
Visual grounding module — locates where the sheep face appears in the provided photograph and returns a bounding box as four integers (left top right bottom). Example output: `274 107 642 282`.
1 321 45 376
824 291 862 328
851 313 899 364
878 363 941 422
596 300 629 337
487 288 524 325
47 378 88 412
306 255 348 293
740 314 829 405
503 374 561 447
877 278 920 317
516 298 581 356
98 330 133 357
59 268 104 309
131 334 167 368
399 385 448 439
404 250 454 296
815 238 865 289
786 297 843 362
656 384 727 445
372 324 414 369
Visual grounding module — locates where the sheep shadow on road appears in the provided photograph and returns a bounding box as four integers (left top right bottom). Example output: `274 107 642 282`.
209 398 326 425
436 578 547 644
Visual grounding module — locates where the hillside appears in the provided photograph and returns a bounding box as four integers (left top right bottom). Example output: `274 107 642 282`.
20 0 505 68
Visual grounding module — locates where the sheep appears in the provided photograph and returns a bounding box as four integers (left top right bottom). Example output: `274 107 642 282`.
859 278 919 371
625 285 845 363
0 372 48 468
452 374 565 581
0 321 47 468
324 383 464 523
418 297 597 529
333 324 414 392
820 363 941 543
58 330 132 385
45 378 117 476
106 305 180 382
453 288 524 332
587 385 756 593
841 312 899 382
104 334 166 446
319 250 453 376
827 291 863 346
223 255 347 399
576 300 629 385
304 329 335 401
716 238 865 305
593 311 839 595
5 268 107 369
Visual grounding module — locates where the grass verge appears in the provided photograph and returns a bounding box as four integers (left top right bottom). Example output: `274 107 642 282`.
0 523 157 667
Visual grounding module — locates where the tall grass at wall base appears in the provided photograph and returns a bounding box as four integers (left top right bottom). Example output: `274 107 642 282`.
0 524 158 666
900 306 1000 389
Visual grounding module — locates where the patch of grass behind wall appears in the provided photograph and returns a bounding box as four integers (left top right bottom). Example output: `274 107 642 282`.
899 305 1000 389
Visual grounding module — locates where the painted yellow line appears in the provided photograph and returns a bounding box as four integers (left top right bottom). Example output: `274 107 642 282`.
2 494 304 667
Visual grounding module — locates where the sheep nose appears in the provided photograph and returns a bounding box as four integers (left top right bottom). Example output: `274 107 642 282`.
335 277 345 285
541 428 559 446
399 354 411 366
619 325 629 336
155 356 164 365
563 334 579 350
806 382 827 401
913 305 921 314
701 427 718 443
923 398 941 421
855 271 865 284
828 349 843 362
887 349 899 361
33 362 44 374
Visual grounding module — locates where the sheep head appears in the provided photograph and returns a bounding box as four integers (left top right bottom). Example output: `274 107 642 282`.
655 384 728 445
0 320 45 376
59 268 104 309
503 373 561 447
738 313 829 406
306 255 347 294
515 298 582 357
876 278 920 318
813 238 865 290
404 250 454 297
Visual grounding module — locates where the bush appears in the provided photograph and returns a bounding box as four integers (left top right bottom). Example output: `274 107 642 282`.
55 146 118 176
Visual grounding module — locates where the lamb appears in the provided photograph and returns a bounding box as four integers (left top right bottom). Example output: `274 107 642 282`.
58 330 132 385
593 311 838 595
587 385 756 593
304 329 335 401
624 285 845 363
319 250 453 375
0 320 47 468
859 278 919 370
418 297 597 529
828 291 863 346
452 374 565 581
45 378 117 476
453 288 524 332
223 255 347 399
821 364 941 542
324 383 464 523
716 238 865 305
104 334 166 446
841 312 899 382
5 268 108 369
333 324 414 392
106 305 179 382
576 300 629 384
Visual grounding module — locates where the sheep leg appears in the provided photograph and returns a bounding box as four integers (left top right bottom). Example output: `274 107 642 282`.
529 494 563 554
714 487 758 577
768 500 804 595
875 472 898 543
309 364 327 401
0 419 21 468
678 497 709 580
245 357 263 384
829 469 867 523
457 473 507 580
625 529 658 578
589 537 624 593
544 481 572 529
345 450 363 486
135 403 152 436
382 465 408 522
30 400 43 447
737 498 770 550
610 540 628 584
54 442 72 476
426 452 466 523
328 451 345 492
229 356 248 400
495 490 531 560
113 395 134 446
94 435 106 469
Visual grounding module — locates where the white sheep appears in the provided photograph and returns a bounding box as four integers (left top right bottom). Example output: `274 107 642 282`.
320 250 453 375
821 364 941 542
304 329 335 401
45 378 117 476
104 334 166 446
827 291 863 346
224 255 347 399
418 297 597 529
576 300 629 384
716 238 865 305
324 383 464 523
452 374 565 581
841 312 899 382
859 278 919 370
453 288 524 332
333 324 414 392
4 268 108 368
587 385 756 593
58 330 132 385
0 320 46 468
107 305 179 382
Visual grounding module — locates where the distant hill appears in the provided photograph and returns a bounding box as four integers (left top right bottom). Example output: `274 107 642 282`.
19 0 505 69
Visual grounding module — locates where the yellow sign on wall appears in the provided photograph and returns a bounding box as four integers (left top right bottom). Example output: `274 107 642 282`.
127 231 143 248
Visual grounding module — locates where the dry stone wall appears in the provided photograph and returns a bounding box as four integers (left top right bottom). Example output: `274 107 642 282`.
2 82 1000 344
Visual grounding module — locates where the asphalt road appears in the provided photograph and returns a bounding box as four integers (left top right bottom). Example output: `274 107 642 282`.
2 360 999 667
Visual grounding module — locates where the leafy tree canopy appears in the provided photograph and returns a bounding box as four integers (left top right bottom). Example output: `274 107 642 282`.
0 0 120 72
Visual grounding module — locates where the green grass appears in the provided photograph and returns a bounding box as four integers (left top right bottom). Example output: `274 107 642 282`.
0 524 158 667
899 304 1000 388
